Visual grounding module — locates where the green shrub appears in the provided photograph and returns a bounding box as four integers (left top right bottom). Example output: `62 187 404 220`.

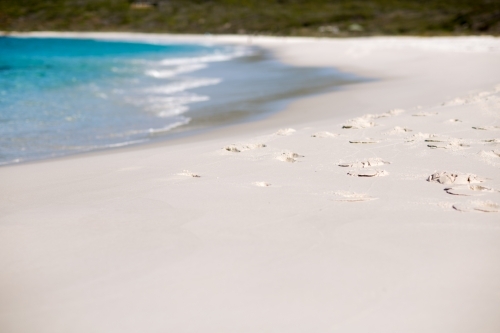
1 0 499 35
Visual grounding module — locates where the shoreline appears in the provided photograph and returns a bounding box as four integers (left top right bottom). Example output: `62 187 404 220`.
0 33 365 167
1 80 368 168
1 34 500 332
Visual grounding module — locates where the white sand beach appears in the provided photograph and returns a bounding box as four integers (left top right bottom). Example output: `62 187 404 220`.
1 33 500 332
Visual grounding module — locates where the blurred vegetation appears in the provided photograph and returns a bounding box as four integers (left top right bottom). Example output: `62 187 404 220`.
1 0 499 36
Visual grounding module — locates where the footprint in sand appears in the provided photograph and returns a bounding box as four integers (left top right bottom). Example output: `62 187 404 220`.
472 126 500 131
311 131 338 138
405 132 437 142
277 151 304 163
338 158 390 168
224 143 267 153
483 139 500 143
443 87 500 107
383 126 412 135
425 137 470 150
253 182 271 187
347 169 388 177
424 137 451 143
444 185 495 196
349 138 380 144
453 200 500 213
427 172 483 185
178 170 201 178
342 110 404 129
275 128 296 136
342 117 375 129
478 150 500 166
413 111 438 117
224 145 241 152
381 109 405 117
334 191 377 202
369 109 406 119
479 150 500 158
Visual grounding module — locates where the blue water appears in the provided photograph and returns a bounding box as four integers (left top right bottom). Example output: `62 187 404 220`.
0 37 358 165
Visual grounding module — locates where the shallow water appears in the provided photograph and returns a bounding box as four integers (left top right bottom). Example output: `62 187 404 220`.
0 37 360 165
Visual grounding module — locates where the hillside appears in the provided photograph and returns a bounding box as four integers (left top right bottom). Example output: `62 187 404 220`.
1 0 500 36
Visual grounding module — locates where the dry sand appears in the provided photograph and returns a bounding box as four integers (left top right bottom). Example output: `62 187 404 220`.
1 33 500 332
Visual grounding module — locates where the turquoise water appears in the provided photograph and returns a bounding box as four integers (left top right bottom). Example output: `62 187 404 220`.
0 37 357 165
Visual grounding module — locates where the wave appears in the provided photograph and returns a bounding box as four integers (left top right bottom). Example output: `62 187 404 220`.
125 93 210 118
0 38 255 165
159 46 251 66
135 46 250 124
145 63 207 78
105 117 191 138
146 118 192 134
146 78 222 95
156 105 189 117
100 139 149 148
127 94 210 107
145 94 210 105
0 158 22 166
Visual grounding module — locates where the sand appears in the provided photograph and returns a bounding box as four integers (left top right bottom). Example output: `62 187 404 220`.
1 33 500 333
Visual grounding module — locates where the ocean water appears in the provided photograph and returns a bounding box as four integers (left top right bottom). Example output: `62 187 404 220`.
0 37 359 165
